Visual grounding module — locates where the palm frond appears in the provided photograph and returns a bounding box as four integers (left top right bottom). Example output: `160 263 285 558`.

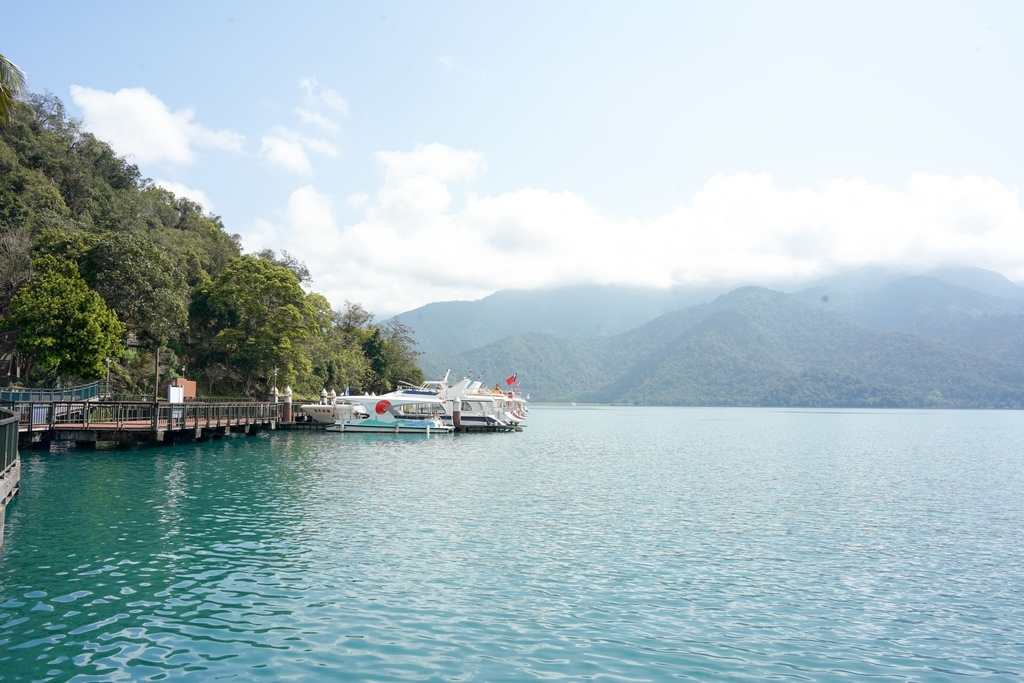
0 53 29 123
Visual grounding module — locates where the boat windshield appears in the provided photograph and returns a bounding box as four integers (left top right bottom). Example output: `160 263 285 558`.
391 402 448 418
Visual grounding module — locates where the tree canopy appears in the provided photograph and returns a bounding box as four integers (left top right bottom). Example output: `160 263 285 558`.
5 255 124 382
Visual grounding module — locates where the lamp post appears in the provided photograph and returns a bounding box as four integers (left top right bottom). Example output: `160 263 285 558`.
105 357 110 399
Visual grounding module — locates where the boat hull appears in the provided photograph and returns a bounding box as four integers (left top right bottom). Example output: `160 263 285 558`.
325 419 451 434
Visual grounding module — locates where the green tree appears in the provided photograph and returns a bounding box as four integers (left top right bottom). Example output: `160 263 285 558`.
254 248 312 285
380 317 424 388
360 318 424 393
361 327 388 392
81 231 189 346
30 226 98 264
304 300 376 397
337 300 373 333
194 255 318 395
0 227 31 313
0 227 32 364
4 255 124 382
0 54 27 124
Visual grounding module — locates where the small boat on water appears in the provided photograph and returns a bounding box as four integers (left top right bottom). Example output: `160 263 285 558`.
321 393 451 434
443 379 528 429
298 370 528 433
398 373 528 431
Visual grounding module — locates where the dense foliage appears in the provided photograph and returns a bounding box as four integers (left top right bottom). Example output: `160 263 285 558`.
6 255 124 382
0 93 423 397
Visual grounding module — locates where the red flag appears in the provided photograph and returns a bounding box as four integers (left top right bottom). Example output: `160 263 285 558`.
506 373 517 385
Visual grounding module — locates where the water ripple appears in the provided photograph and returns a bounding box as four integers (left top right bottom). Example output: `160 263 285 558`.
1 409 1023 680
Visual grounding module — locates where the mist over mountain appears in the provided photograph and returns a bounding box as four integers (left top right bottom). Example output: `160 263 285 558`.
399 265 1024 356
407 266 1024 408
796 271 1024 365
395 284 727 355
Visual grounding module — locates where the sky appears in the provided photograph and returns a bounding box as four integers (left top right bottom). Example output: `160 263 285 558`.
6 1 1024 315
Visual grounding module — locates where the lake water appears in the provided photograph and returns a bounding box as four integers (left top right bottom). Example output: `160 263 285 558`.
1 406 1023 681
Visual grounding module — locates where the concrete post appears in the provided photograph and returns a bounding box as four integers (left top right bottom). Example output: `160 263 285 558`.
270 386 279 428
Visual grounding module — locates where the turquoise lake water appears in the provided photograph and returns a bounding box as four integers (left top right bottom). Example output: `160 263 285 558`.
1 406 1023 681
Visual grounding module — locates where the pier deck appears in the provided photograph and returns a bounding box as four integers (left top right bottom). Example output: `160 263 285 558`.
8 400 280 448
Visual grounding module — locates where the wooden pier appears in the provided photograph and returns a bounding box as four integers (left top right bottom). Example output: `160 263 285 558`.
9 400 281 449
1 408 20 554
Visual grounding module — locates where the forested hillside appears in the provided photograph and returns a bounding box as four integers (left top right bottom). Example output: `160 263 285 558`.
0 93 422 398
421 286 1024 408
796 275 1024 365
396 284 725 355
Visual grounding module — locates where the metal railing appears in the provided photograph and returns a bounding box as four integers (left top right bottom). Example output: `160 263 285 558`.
105 394 270 404
4 400 281 434
0 382 100 403
1 408 17 475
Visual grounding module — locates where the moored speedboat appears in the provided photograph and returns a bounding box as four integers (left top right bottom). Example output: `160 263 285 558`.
300 402 355 425
440 376 529 431
324 393 452 434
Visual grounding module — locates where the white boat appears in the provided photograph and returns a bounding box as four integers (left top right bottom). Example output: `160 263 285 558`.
322 392 452 434
300 401 350 425
395 374 529 430
444 378 510 429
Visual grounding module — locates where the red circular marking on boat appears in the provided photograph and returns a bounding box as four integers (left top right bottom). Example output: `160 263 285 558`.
375 399 391 415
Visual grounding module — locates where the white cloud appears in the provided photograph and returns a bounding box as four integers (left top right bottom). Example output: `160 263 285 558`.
259 126 339 174
294 107 341 133
439 55 458 70
246 218 280 255
259 79 346 174
376 143 485 184
346 192 370 209
319 90 349 115
260 135 313 175
298 136 340 158
300 77 349 114
70 86 244 164
153 179 213 212
243 144 1024 315
296 76 348 133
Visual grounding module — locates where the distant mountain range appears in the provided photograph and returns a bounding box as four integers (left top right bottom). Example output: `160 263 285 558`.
395 284 728 355
399 266 1024 408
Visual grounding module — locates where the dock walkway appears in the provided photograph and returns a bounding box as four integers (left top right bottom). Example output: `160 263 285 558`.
1 408 20 554
7 400 280 448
